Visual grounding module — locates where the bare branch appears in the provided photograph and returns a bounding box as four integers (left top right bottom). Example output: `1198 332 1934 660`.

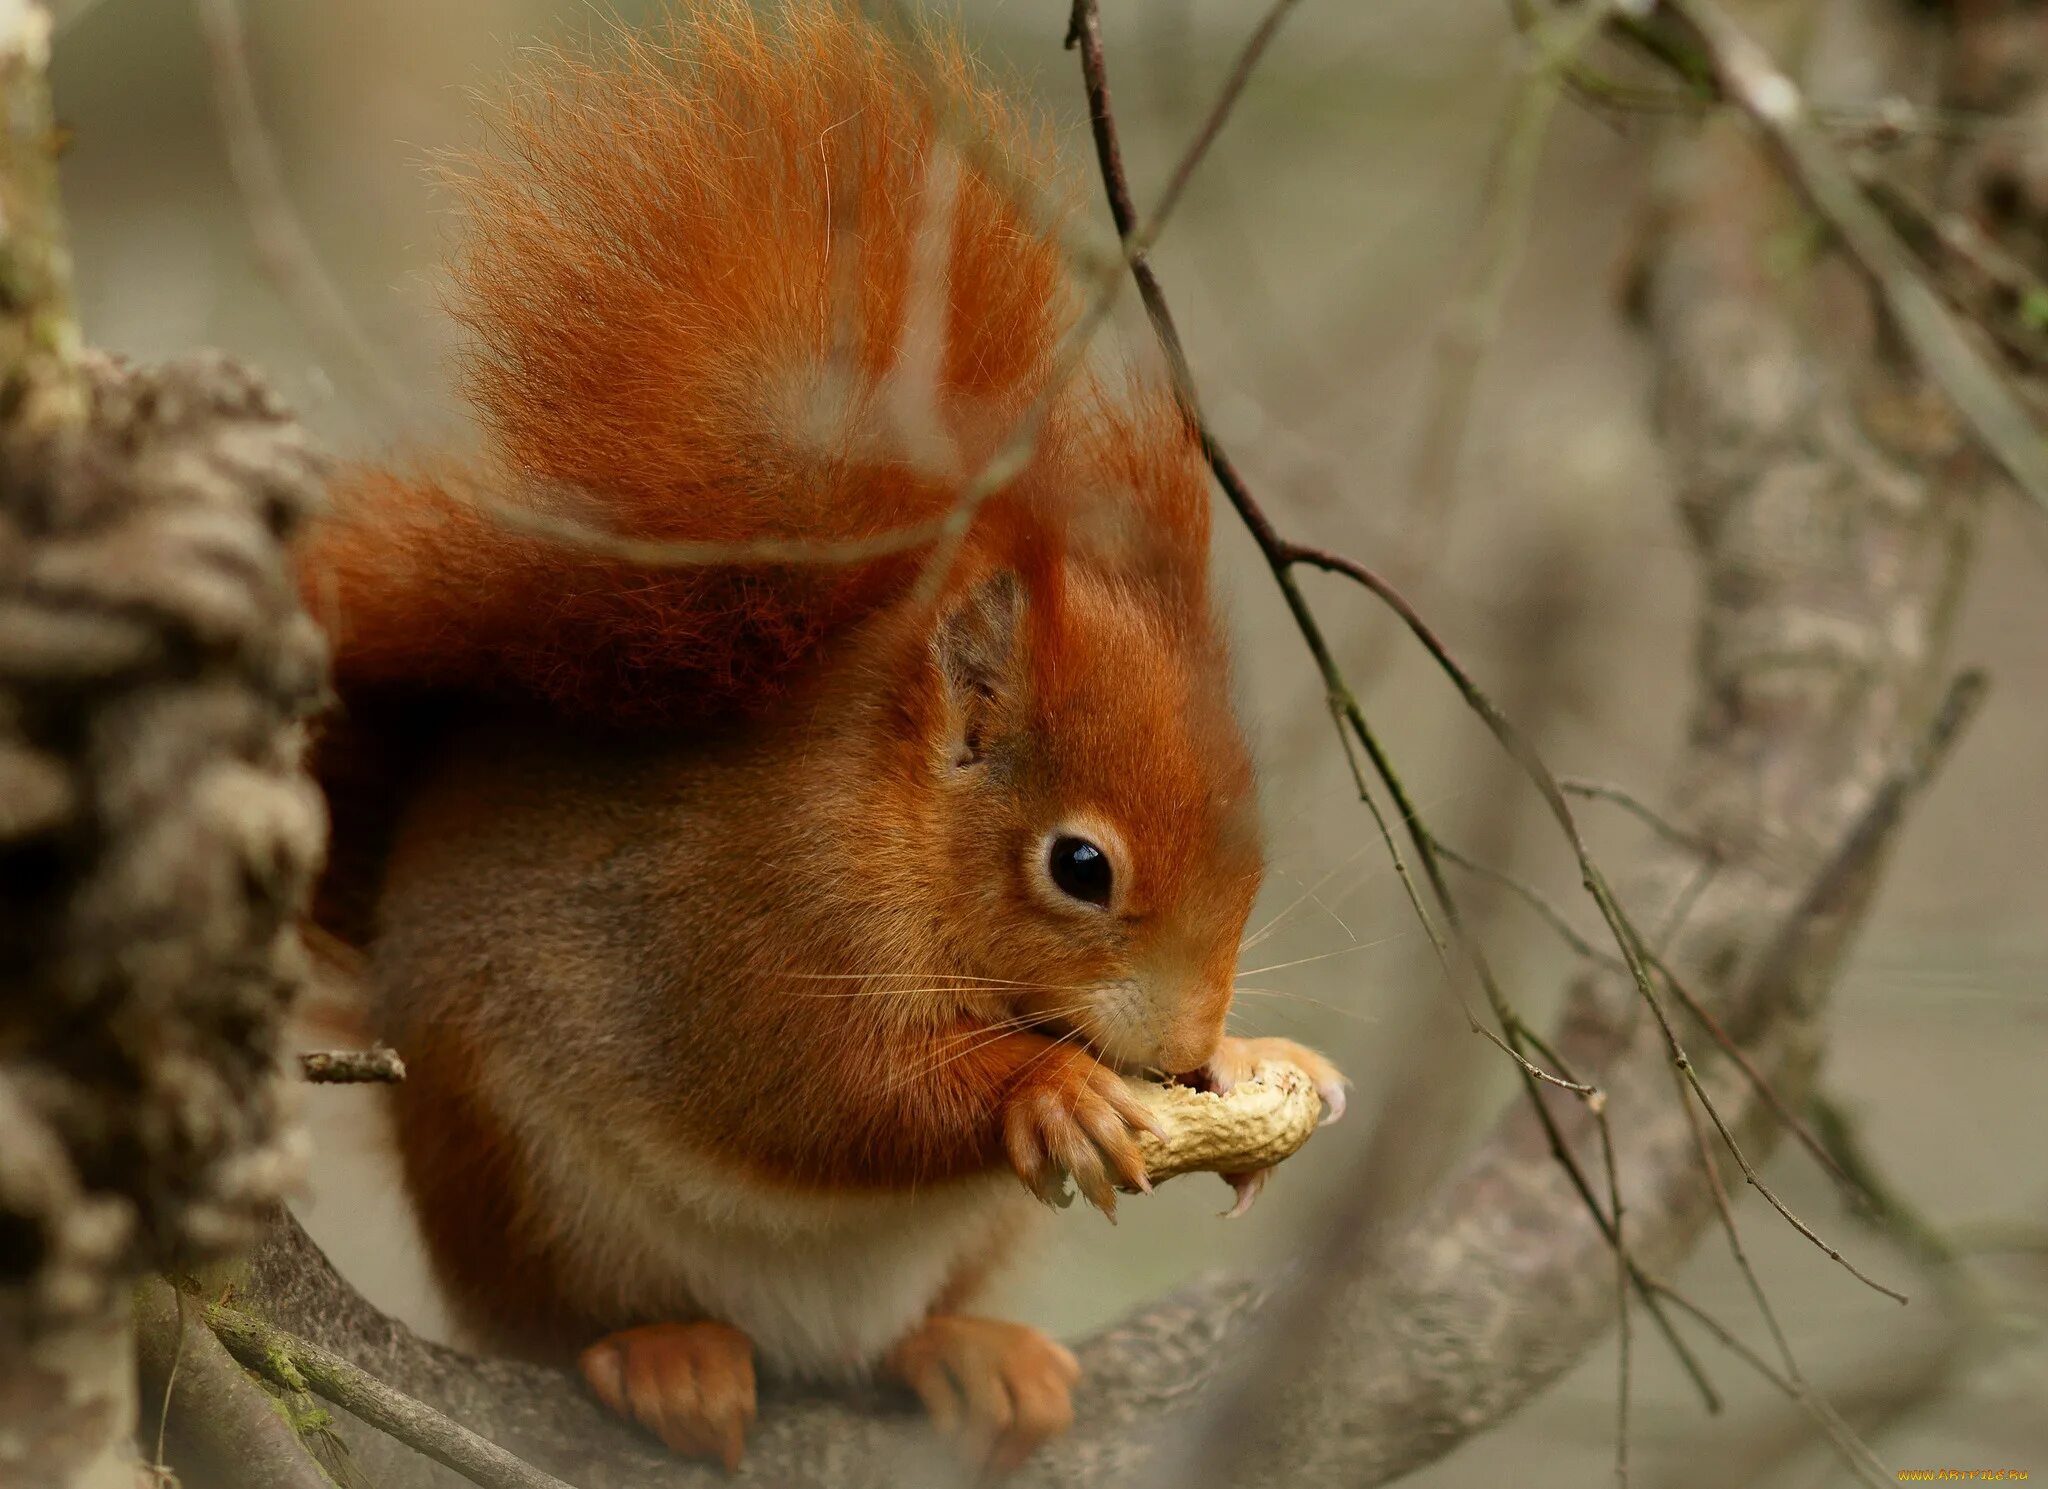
1645 0 2048 516
136 1278 337 1489
1412 2 1616 504
1559 778 1722 861
207 1299 574 1489
0 0 82 437
191 0 410 419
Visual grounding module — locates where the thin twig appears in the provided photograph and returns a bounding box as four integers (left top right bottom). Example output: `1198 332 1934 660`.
206 1300 573 1489
0 0 86 438
1326 704 1597 1098
1806 1091 1957 1269
1604 1078 1631 1489
1645 670 1990 1352
1145 0 1302 272
1642 0 2048 518
1296 541 1915 1307
135 1277 339 1489
1413 2 1616 503
1667 1059 1896 1489
1437 840 1631 973
1065 0 1598 1108
1673 985 1905 1300
1519 1030 1728 1413
190 0 410 420
154 1288 187 1474
1649 1281 1794 1397
1560 777 1720 861
1651 953 1859 1199
1500 1039 1701 1473
1468 807 1861 1214
1065 0 1772 1413
1068 0 1630 1120
298 1048 406 1085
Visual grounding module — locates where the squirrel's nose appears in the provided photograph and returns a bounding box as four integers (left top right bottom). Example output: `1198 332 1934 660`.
1153 1018 1224 1078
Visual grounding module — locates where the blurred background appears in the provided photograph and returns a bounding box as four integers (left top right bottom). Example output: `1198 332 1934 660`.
46 0 2046 1482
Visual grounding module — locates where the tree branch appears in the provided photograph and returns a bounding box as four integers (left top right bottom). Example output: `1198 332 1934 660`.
0 0 82 436
1647 0 2048 517
135 1278 337 1489
205 1298 574 1489
299 1048 408 1085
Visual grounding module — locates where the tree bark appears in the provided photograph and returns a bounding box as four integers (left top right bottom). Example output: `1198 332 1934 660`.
2 13 328 1451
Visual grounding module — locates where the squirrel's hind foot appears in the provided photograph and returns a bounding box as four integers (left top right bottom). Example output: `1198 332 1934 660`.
580 1320 757 1471
886 1314 1081 1475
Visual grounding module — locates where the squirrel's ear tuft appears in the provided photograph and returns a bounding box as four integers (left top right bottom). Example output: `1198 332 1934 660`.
933 569 1025 767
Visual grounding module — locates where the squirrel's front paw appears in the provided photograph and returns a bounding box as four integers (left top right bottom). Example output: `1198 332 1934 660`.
1001 1045 1164 1219
887 1314 1080 1475
580 1320 756 1471
1197 1035 1348 1217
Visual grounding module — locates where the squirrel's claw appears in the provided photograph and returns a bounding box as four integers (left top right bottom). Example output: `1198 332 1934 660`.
579 1320 756 1472
887 1315 1080 1475
1002 1049 1154 1222
1220 1167 1268 1219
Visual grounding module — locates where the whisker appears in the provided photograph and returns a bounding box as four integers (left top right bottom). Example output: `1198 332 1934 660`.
1237 932 1406 979
895 1024 1070 1090
881 1002 1099 1091
771 986 1028 1001
1241 780 1489 954
883 1020 1050 1091
1229 986 1380 1023
772 969 1098 992
1240 859 1393 956
1240 840 1383 951
1309 894 1355 945
1011 1022 1087 1082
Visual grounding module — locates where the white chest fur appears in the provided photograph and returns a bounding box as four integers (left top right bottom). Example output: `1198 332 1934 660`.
495 1085 1040 1379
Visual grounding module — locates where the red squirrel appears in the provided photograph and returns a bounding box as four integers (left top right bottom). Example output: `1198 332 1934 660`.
298 1 1344 1473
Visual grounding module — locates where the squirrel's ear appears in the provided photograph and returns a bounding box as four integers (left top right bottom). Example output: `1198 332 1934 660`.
932 569 1025 768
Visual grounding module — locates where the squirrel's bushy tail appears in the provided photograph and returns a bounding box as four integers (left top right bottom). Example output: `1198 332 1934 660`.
304 0 1119 720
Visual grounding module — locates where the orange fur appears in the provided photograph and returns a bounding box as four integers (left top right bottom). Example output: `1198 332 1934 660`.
302 1 1207 721
300 3 1329 1472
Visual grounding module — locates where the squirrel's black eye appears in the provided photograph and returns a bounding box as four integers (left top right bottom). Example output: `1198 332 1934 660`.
1048 835 1113 907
